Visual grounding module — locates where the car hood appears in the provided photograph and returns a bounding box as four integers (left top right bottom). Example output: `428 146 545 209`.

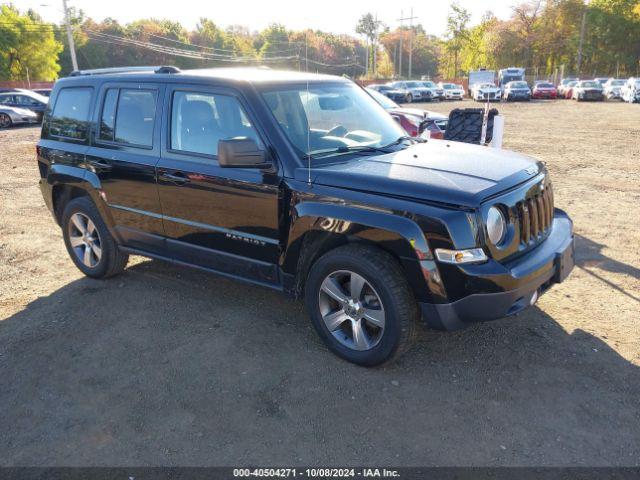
296 140 543 207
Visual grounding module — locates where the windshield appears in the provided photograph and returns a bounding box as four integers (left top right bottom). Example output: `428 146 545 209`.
421 81 436 88
366 88 399 110
406 81 420 88
441 84 455 89
478 83 495 89
261 82 406 159
579 81 600 88
536 83 553 88
509 82 528 88
611 80 625 86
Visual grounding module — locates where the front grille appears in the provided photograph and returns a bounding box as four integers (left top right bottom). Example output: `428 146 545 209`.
516 182 554 245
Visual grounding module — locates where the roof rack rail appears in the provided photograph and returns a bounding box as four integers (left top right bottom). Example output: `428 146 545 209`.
69 66 181 77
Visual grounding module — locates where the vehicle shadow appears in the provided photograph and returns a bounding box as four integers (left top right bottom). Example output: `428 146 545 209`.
0 259 638 466
574 233 640 302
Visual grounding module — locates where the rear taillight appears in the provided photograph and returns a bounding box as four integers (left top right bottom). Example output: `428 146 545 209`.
399 116 419 137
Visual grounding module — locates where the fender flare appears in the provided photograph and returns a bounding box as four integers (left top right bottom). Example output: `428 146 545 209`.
281 201 439 302
47 165 116 236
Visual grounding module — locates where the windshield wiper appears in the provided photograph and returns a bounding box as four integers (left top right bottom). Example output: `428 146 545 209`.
306 136 425 160
310 144 396 159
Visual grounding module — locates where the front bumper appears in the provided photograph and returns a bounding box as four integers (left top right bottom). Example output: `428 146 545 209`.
420 209 575 330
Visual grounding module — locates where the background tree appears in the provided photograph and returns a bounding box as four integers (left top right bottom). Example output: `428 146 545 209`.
355 13 382 75
444 2 471 78
0 6 62 81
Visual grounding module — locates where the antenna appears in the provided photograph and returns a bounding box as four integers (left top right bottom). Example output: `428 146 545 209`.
305 29 311 186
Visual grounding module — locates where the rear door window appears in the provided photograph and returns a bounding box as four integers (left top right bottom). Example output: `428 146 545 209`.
49 87 93 139
97 87 157 148
114 89 156 147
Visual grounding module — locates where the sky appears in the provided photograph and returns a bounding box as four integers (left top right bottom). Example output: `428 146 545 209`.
16 0 516 37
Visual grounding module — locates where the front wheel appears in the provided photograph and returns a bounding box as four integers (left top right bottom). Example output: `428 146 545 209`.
305 245 418 366
405 94 413 103
0 113 12 129
62 197 129 278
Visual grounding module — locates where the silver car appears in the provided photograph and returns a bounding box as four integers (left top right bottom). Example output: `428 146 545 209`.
603 79 626 100
0 105 39 128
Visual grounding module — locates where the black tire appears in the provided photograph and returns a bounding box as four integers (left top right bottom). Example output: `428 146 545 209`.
0 113 12 129
62 196 129 278
305 244 418 366
405 94 413 103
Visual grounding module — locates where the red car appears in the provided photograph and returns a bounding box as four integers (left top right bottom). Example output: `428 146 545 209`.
366 87 447 139
559 81 578 99
532 82 557 99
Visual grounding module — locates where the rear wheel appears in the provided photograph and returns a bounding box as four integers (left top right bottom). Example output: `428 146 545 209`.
0 113 12 129
305 244 418 366
62 197 129 278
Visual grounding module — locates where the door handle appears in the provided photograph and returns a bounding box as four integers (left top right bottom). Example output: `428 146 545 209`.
88 159 112 171
159 171 190 184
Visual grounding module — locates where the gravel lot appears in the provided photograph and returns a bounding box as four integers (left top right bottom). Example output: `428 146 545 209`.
0 100 639 466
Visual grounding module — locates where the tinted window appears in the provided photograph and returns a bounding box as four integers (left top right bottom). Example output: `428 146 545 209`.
0 95 14 104
99 89 119 141
114 89 156 147
49 87 92 139
15 95 39 106
170 91 261 157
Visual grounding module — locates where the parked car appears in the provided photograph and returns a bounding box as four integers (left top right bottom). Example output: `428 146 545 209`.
468 69 496 96
367 84 406 102
602 79 626 100
532 82 557 99
438 82 465 100
33 88 53 97
559 80 578 99
472 82 501 101
572 80 604 101
502 81 531 101
0 89 48 121
388 81 424 103
37 66 575 366
418 80 444 100
558 77 578 89
366 87 447 138
0 105 39 128
621 77 640 103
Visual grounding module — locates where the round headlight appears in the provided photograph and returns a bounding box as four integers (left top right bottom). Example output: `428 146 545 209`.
486 206 506 245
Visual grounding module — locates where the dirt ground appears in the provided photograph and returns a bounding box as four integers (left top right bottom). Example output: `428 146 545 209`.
0 99 639 467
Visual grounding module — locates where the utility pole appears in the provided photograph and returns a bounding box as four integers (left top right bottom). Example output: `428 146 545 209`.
397 9 417 79
373 13 378 77
62 0 78 71
398 10 403 78
576 2 587 75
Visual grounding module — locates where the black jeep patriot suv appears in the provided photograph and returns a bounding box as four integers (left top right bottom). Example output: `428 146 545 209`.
37 66 575 366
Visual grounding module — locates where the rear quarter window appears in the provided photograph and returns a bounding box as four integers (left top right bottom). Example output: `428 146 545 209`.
49 87 93 140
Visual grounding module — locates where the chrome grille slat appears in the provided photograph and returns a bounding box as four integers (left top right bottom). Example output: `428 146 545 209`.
529 198 539 238
516 181 554 247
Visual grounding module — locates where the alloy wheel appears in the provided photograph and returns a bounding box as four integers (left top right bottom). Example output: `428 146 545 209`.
318 270 385 351
0 113 11 128
68 212 102 268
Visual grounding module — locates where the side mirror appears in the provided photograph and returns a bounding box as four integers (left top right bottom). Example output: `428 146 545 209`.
218 138 268 168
